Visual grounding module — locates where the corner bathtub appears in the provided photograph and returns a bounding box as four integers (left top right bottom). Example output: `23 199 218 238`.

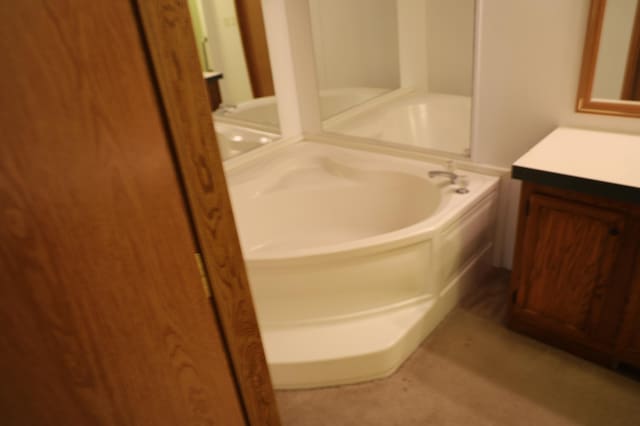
227 142 499 389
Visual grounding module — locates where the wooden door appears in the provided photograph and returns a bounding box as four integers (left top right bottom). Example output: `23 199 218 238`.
511 193 626 352
136 1 279 424
235 0 275 97
0 1 246 424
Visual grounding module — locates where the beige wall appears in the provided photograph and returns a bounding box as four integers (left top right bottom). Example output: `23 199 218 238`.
426 0 475 96
201 0 253 104
474 0 640 168
472 0 640 267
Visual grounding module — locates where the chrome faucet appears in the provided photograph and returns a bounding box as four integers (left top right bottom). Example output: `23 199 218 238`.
428 170 459 184
429 162 469 194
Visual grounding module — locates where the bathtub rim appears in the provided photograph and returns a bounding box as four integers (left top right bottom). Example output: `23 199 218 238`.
324 88 470 130
224 134 507 176
213 87 397 134
214 113 281 135
225 138 511 267
243 186 499 267
322 89 472 157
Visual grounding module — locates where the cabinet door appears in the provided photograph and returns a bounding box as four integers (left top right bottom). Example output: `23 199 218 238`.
512 194 626 348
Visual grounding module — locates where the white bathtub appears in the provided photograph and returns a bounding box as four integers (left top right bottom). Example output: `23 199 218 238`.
325 91 471 155
215 87 389 128
227 142 499 389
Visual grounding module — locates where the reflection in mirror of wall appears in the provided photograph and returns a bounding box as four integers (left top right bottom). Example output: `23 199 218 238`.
577 0 640 117
187 0 281 130
314 0 476 157
592 0 640 101
309 0 400 119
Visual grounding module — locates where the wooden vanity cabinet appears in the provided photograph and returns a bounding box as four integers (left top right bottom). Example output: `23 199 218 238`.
509 182 640 368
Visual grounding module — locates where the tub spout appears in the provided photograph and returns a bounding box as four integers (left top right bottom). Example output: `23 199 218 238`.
428 170 459 184
429 168 469 194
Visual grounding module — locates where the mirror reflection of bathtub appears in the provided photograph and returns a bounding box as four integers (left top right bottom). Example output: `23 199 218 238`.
215 88 471 157
214 87 389 129
325 90 471 156
214 122 278 161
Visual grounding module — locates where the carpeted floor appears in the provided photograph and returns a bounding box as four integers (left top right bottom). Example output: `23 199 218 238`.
276 270 640 425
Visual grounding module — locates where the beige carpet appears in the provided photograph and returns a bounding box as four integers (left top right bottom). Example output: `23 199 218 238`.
276 271 640 425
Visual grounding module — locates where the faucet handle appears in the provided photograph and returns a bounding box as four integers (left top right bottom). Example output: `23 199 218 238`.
446 160 456 173
455 175 470 194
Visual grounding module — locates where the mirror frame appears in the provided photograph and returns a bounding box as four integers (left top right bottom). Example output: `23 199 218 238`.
577 0 640 118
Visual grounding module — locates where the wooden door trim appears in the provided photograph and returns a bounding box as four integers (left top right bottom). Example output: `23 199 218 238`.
132 1 280 425
235 0 275 97
577 0 640 117
621 1 640 100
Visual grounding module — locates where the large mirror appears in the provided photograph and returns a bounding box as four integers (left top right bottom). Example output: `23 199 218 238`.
188 0 279 131
308 0 401 120
187 0 280 159
311 0 476 156
577 0 640 117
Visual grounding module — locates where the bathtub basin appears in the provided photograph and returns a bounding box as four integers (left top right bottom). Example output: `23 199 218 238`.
227 142 499 388
236 161 442 256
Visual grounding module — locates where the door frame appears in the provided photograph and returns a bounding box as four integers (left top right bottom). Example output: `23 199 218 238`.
235 0 276 97
133 1 280 424
621 1 640 100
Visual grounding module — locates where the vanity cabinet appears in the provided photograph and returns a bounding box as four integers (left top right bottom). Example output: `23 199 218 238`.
509 182 640 368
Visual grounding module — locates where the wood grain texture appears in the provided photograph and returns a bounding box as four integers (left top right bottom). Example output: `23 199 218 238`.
577 0 640 117
133 1 280 424
0 1 245 425
517 194 624 339
510 182 640 367
235 0 275 97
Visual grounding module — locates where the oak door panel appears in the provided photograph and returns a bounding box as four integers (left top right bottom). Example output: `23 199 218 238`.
0 1 245 425
513 194 625 346
134 0 280 424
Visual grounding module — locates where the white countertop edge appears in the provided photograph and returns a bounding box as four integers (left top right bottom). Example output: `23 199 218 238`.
203 71 223 79
512 127 640 190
